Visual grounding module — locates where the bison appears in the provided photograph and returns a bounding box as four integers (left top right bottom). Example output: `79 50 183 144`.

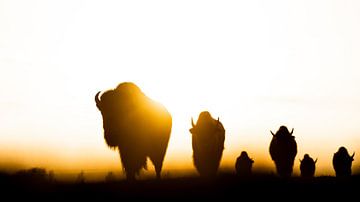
269 126 297 177
300 154 317 178
95 82 172 180
189 111 225 177
333 146 355 177
235 151 254 177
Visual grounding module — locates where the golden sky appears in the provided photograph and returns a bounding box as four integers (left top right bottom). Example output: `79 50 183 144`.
1 0 360 179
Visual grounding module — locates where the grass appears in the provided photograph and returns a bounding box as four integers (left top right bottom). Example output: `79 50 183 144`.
0 171 358 200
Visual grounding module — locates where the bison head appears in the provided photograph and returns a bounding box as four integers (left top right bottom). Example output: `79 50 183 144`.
336 147 355 161
95 82 147 148
270 125 294 137
190 111 223 136
95 90 121 147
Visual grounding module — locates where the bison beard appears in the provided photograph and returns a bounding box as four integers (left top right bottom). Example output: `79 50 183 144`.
189 111 225 177
95 82 172 180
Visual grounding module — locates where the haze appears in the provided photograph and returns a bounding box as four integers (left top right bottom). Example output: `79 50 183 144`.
1 0 360 180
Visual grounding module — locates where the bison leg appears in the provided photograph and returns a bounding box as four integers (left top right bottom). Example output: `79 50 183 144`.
118 149 145 181
150 156 163 179
149 144 168 179
125 170 136 181
154 163 162 179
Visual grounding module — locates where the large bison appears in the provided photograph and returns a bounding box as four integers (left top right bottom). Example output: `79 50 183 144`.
95 82 172 180
269 126 297 177
189 111 225 177
333 146 355 177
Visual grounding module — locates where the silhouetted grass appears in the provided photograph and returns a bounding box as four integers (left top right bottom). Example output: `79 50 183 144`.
0 171 358 200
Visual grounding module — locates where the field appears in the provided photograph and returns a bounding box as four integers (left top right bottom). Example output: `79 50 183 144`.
0 171 358 201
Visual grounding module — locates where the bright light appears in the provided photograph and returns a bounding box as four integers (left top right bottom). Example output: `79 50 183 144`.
1 1 360 177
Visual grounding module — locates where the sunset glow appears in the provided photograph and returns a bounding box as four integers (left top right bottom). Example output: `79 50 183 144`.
1 0 360 180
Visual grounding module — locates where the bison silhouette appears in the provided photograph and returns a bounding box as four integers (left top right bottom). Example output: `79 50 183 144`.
235 151 254 177
189 111 225 177
300 154 317 178
333 146 355 177
95 82 172 180
269 126 297 177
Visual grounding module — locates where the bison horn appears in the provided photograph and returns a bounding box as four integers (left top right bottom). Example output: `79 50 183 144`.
351 152 355 159
217 117 220 125
191 118 195 128
314 158 318 163
290 128 294 135
270 131 275 136
95 91 101 109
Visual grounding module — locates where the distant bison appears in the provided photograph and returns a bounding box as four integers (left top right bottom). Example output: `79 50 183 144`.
235 151 254 176
300 154 317 178
189 111 225 177
95 82 172 180
333 146 355 177
269 126 297 177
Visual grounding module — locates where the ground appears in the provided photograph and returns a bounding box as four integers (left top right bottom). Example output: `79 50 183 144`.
0 172 358 200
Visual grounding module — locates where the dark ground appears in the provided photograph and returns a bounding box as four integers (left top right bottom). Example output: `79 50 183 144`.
0 172 358 201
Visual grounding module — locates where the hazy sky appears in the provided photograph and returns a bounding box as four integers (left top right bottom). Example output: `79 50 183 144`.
1 0 360 179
